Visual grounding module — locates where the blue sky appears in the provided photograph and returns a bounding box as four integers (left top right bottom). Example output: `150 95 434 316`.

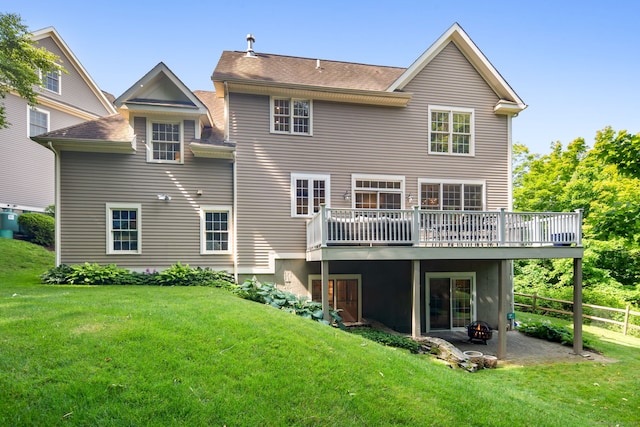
9 0 639 155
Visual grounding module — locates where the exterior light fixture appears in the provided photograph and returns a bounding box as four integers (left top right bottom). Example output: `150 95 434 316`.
157 194 171 201
343 190 351 201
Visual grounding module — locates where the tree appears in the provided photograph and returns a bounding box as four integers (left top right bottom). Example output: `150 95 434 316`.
0 13 63 128
513 138 587 212
594 126 640 179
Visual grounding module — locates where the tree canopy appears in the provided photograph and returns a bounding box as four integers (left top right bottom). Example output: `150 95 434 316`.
0 12 63 129
513 127 640 308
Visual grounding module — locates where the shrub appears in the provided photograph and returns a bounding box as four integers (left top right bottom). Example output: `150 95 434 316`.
40 262 236 289
156 262 236 289
68 263 129 285
516 320 592 348
18 213 54 247
235 278 344 327
349 328 420 353
40 264 73 284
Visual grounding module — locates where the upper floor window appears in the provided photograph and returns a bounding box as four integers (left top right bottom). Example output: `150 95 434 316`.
28 107 49 137
42 69 61 94
291 173 330 217
352 175 405 209
200 206 232 254
148 121 182 163
106 203 141 254
420 181 484 210
428 106 474 155
271 98 312 135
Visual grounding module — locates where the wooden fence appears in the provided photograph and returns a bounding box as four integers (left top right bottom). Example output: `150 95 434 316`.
514 292 640 335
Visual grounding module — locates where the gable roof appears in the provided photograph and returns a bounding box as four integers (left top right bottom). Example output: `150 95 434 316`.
212 52 411 107
213 52 405 91
31 27 117 116
115 62 212 124
211 23 525 114
388 23 526 114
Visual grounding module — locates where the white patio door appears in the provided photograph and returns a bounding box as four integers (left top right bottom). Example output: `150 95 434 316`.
426 273 475 331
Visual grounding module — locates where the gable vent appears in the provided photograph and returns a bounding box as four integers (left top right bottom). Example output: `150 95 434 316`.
245 34 256 57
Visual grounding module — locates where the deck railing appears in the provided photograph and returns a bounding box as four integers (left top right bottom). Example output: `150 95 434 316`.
306 206 583 250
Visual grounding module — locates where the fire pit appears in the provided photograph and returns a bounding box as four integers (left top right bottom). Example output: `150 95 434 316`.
467 320 493 344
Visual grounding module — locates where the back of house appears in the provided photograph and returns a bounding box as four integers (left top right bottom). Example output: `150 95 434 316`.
32 24 584 342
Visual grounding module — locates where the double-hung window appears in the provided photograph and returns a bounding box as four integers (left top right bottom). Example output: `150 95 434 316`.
428 106 474 155
271 98 312 135
149 121 182 163
419 181 485 210
291 173 329 217
106 203 141 254
201 206 232 254
42 69 61 94
352 175 405 209
28 107 49 137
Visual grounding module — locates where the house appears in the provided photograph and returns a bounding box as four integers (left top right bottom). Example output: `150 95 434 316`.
32 23 585 358
1 27 116 213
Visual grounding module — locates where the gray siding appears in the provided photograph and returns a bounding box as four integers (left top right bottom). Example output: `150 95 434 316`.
1 35 113 211
36 37 113 117
230 41 510 272
59 117 234 269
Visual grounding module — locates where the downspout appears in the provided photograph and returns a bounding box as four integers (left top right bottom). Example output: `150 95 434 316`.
233 151 238 283
47 142 61 266
506 113 515 324
225 81 239 283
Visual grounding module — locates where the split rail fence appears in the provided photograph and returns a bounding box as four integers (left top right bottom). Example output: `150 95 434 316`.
514 292 640 335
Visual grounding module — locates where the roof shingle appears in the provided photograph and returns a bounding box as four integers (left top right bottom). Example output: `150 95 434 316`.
212 51 405 92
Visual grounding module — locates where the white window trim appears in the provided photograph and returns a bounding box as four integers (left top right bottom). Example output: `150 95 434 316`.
27 106 50 137
291 173 330 217
418 179 486 210
428 105 475 156
106 203 141 255
200 205 232 254
351 174 406 209
308 274 362 322
146 118 184 164
39 68 61 95
270 97 313 136
425 272 476 332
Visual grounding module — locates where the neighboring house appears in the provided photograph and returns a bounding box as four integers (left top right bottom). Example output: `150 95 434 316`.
32 24 585 357
0 27 116 212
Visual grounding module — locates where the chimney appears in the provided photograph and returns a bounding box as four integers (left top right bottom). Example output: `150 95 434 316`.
245 34 256 57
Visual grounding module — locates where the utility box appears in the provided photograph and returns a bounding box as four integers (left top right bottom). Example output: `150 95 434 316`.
0 210 20 233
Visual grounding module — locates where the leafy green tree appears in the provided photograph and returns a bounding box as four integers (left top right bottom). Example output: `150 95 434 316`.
594 126 640 179
0 12 63 128
513 129 640 312
513 138 587 212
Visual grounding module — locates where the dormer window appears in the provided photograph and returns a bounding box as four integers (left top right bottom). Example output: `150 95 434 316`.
271 98 312 135
148 121 182 163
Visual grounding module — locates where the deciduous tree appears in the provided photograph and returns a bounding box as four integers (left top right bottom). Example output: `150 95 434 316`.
0 12 63 128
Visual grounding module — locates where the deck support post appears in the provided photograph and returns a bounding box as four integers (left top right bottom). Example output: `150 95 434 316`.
497 259 508 359
573 258 583 355
411 259 421 338
321 260 330 321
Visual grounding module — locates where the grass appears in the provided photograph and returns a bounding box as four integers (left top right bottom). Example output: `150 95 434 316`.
1 239 639 426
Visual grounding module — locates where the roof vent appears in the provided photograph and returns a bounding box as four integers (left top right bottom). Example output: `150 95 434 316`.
245 34 256 57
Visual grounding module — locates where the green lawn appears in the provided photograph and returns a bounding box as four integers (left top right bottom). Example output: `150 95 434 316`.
1 239 639 426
